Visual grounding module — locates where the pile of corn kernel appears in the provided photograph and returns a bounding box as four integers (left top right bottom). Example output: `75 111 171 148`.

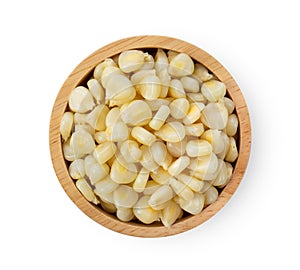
60 49 238 227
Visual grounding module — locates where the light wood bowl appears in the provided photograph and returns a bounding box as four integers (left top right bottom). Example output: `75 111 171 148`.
49 35 251 237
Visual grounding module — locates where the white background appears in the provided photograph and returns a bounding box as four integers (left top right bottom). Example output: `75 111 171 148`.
1 0 299 269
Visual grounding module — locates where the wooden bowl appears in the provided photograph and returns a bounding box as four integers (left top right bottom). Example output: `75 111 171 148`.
49 35 251 237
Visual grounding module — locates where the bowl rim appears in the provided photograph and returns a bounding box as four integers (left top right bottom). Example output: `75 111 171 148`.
49 35 251 237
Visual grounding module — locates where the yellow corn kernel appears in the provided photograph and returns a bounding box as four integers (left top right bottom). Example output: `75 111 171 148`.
113 185 139 208
186 139 212 158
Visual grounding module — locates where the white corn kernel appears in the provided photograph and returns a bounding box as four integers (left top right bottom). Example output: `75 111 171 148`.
157 68 170 98
131 126 156 146
155 49 168 73
63 139 75 161
116 207 134 222
168 53 194 77
84 155 109 185
168 156 190 176
149 185 173 210
161 200 181 227
101 66 123 89
192 63 213 82
93 58 116 80
73 112 87 125
106 121 129 142
94 175 119 195
201 129 225 154
86 104 109 131
185 123 204 137
105 74 136 106
119 140 142 163
93 141 116 164
225 114 238 136
223 97 235 114
204 186 218 206
110 159 137 184
133 167 150 192
176 173 205 192
70 129 95 158
141 53 155 70
178 193 204 215
69 86 95 113
201 80 226 102
201 101 228 130
188 153 219 180
169 79 186 98
60 112 74 141
150 167 172 185
133 196 160 224
140 145 159 172
181 76 200 93
69 159 85 179
150 141 168 167
131 69 156 86
186 139 212 157
169 98 190 119
212 160 228 187
155 122 185 142
225 137 238 162
137 75 161 100
217 132 230 160
97 191 114 204
118 50 145 73
105 107 121 127
143 180 161 195
76 178 98 204
166 137 187 158
160 151 173 170
87 78 104 104
149 105 170 130
113 185 138 208
169 178 194 201
183 103 201 125
94 131 107 144
146 98 172 111
100 200 117 214
74 124 94 136
120 100 152 126
167 50 178 62
187 93 206 103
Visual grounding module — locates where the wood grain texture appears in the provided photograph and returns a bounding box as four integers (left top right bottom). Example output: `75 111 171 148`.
49 35 251 237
